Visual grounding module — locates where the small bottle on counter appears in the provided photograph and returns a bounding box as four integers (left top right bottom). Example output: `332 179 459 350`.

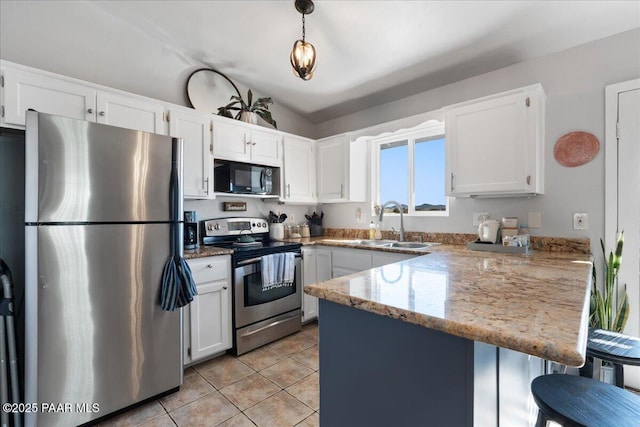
374 224 382 240
300 224 310 238
369 221 376 239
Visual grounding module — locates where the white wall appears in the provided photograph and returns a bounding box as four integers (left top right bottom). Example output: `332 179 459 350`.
315 29 640 250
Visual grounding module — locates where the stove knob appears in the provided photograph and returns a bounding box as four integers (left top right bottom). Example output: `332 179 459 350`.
213 223 221 230
207 224 213 231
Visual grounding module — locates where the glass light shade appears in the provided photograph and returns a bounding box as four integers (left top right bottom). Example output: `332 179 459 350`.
290 39 317 80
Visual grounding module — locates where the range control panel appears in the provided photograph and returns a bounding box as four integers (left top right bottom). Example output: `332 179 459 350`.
202 217 269 237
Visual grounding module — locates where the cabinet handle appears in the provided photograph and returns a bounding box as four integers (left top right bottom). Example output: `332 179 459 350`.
340 184 344 198
99 111 105 116
451 173 455 191
252 142 256 146
204 177 209 193
526 175 531 185
207 264 213 268
287 184 291 197
223 286 228 290
87 108 93 114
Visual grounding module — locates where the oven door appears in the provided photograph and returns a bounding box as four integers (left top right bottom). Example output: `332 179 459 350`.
234 254 302 328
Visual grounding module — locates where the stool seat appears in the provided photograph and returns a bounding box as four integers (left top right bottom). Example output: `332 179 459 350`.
587 328 640 365
531 374 640 427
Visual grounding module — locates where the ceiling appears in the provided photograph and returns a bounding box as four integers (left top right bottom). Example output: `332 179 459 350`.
1 1 639 124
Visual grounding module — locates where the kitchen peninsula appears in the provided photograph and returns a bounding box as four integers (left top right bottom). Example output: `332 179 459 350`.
304 247 593 427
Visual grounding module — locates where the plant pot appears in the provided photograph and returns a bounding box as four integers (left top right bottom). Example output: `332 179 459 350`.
240 111 258 125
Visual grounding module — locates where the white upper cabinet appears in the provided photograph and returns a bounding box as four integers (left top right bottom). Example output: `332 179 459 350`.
96 91 166 134
212 118 282 166
169 108 214 199
1 61 168 134
316 134 367 203
445 84 545 197
1 65 96 126
282 135 316 203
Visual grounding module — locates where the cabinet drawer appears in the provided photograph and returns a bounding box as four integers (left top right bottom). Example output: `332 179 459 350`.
187 256 230 283
332 248 372 271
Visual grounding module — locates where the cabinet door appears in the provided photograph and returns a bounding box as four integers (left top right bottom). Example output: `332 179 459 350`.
212 119 250 162
190 281 231 360
283 136 316 202
187 256 232 361
316 248 332 282
445 89 541 196
2 66 96 126
498 348 543 427
317 136 347 201
250 128 282 166
170 109 213 199
302 248 318 322
96 91 166 134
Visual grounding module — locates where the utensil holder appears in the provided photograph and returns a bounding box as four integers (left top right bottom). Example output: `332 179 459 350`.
269 223 284 241
310 224 323 237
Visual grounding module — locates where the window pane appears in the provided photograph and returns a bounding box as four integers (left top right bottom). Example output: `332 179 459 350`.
379 140 408 213
414 136 446 211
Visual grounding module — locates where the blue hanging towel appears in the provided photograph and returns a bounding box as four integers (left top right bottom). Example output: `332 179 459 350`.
160 140 197 311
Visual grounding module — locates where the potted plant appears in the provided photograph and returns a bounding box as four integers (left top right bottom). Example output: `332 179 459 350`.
583 231 629 383
589 231 629 332
217 89 277 129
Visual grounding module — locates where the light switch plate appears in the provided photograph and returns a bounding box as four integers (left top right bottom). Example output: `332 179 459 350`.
528 212 541 228
573 213 588 230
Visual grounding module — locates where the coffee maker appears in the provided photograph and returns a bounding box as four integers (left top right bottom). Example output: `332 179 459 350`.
184 211 198 249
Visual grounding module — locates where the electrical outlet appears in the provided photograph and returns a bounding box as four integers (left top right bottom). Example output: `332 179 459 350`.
528 212 541 228
573 213 588 230
289 213 295 223
473 212 489 226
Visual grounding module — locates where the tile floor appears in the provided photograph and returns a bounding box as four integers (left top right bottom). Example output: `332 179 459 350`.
99 321 319 427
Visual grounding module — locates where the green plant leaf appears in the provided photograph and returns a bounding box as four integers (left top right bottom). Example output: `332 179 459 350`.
613 291 629 332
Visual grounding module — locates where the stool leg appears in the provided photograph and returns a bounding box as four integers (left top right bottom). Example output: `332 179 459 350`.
614 363 624 388
535 410 548 427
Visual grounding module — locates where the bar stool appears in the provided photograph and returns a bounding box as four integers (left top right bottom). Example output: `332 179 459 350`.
582 328 640 387
531 374 640 427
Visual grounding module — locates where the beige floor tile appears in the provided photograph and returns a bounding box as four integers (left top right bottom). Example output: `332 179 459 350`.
267 333 315 355
219 373 281 411
286 373 319 411
139 414 176 427
244 391 314 427
160 368 215 411
194 355 256 389
259 358 315 388
295 412 319 427
298 328 318 344
289 345 319 371
215 413 258 427
97 401 167 427
238 343 289 371
169 391 239 427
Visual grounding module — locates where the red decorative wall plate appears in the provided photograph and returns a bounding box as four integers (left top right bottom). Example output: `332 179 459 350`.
554 131 600 167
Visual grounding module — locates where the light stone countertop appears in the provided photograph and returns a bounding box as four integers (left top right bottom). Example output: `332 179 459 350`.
183 246 233 259
305 248 593 366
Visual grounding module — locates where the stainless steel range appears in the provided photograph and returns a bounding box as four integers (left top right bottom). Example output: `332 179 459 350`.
202 217 302 355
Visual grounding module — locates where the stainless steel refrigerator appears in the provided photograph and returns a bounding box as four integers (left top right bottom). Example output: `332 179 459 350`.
24 111 183 426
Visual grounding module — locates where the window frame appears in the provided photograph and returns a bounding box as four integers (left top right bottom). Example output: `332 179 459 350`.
370 120 448 217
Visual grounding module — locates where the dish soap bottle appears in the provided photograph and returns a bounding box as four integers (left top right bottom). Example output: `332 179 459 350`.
374 224 382 240
369 221 376 239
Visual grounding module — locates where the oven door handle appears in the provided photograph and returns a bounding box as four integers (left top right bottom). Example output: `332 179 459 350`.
236 253 301 267
238 311 300 338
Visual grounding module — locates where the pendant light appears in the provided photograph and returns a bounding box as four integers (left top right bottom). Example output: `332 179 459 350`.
290 0 317 81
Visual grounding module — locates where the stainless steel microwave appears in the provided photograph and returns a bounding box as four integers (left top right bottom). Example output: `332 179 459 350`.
214 160 278 195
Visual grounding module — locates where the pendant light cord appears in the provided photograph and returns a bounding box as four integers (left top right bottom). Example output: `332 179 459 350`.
302 14 306 42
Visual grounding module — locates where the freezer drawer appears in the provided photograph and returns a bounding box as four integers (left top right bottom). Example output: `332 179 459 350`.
25 223 182 426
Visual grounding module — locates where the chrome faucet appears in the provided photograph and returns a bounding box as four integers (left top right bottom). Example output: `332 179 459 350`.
378 200 405 241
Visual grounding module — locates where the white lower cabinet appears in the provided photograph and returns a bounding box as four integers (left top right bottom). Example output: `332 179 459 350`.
473 342 544 427
302 248 318 322
185 256 232 365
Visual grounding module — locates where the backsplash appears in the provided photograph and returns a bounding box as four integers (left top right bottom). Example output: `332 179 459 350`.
322 228 590 254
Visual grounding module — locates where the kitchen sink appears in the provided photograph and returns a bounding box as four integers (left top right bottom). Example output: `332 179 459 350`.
322 239 438 251
387 242 439 249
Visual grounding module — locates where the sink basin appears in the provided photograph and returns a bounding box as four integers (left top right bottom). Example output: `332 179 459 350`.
387 242 440 250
